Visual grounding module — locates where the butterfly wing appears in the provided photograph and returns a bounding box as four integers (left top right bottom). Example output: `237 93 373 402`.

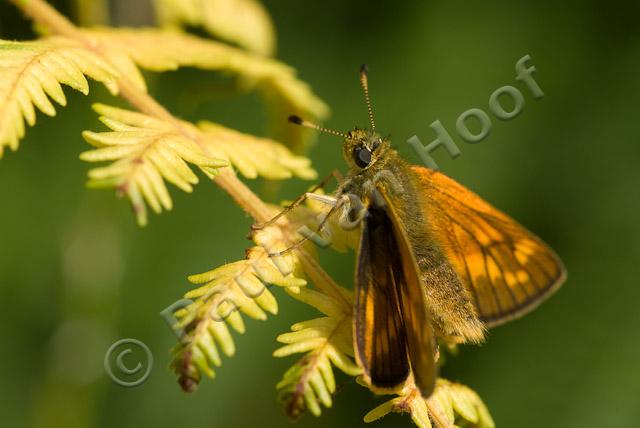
377 186 438 397
354 205 411 392
410 166 567 328
354 182 438 397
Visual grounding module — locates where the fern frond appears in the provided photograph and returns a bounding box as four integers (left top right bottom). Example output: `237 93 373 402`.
81 103 317 224
269 191 362 418
152 0 276 56
171 226 307 391
364 379 495 428
0 37 119 157
274 284 361 418
80 103 227 226
85 28 330 150
197 120 316 180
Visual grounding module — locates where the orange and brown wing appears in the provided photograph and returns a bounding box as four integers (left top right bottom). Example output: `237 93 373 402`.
411 166 567 327
379 186 438 396
354 193 437 397
354 205 410 391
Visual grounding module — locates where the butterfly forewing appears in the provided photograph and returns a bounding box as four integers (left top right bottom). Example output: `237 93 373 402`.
354 206 410 391
378 185 438 397
411 166 567 327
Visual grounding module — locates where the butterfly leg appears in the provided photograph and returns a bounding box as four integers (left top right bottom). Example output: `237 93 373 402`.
267 194 349 257
305 192 338 207
252 169 341 230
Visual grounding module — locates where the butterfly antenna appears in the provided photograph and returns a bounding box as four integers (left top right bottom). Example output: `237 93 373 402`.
359 64 376 132
288 115 347 138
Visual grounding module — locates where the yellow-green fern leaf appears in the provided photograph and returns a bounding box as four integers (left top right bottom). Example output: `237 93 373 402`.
197 120 316 180
364 379 495 428
274 285 361 418
80 103 227 226
0 37 119 157
172 226 307 391
152 0 276 56
82 103 316 224
85 28 329 151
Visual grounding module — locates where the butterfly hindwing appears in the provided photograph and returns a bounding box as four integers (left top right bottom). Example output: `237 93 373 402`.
411 166 567 327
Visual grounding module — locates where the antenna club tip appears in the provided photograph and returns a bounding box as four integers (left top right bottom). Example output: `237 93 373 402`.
288 115 304 125
360 64 369 74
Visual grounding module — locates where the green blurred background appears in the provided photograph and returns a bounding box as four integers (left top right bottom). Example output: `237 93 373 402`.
1 0 639 427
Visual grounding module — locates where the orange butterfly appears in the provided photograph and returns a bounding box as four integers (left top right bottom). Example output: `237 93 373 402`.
281 65 566 398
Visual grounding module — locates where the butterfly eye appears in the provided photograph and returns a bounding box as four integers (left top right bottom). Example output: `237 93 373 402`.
353 147 372 168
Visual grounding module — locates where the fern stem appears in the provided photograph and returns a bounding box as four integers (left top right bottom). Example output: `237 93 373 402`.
9 0 350 305
10 0 83 39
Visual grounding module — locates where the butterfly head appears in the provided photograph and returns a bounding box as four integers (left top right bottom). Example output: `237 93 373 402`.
342 128 389 170
288 64 390 171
